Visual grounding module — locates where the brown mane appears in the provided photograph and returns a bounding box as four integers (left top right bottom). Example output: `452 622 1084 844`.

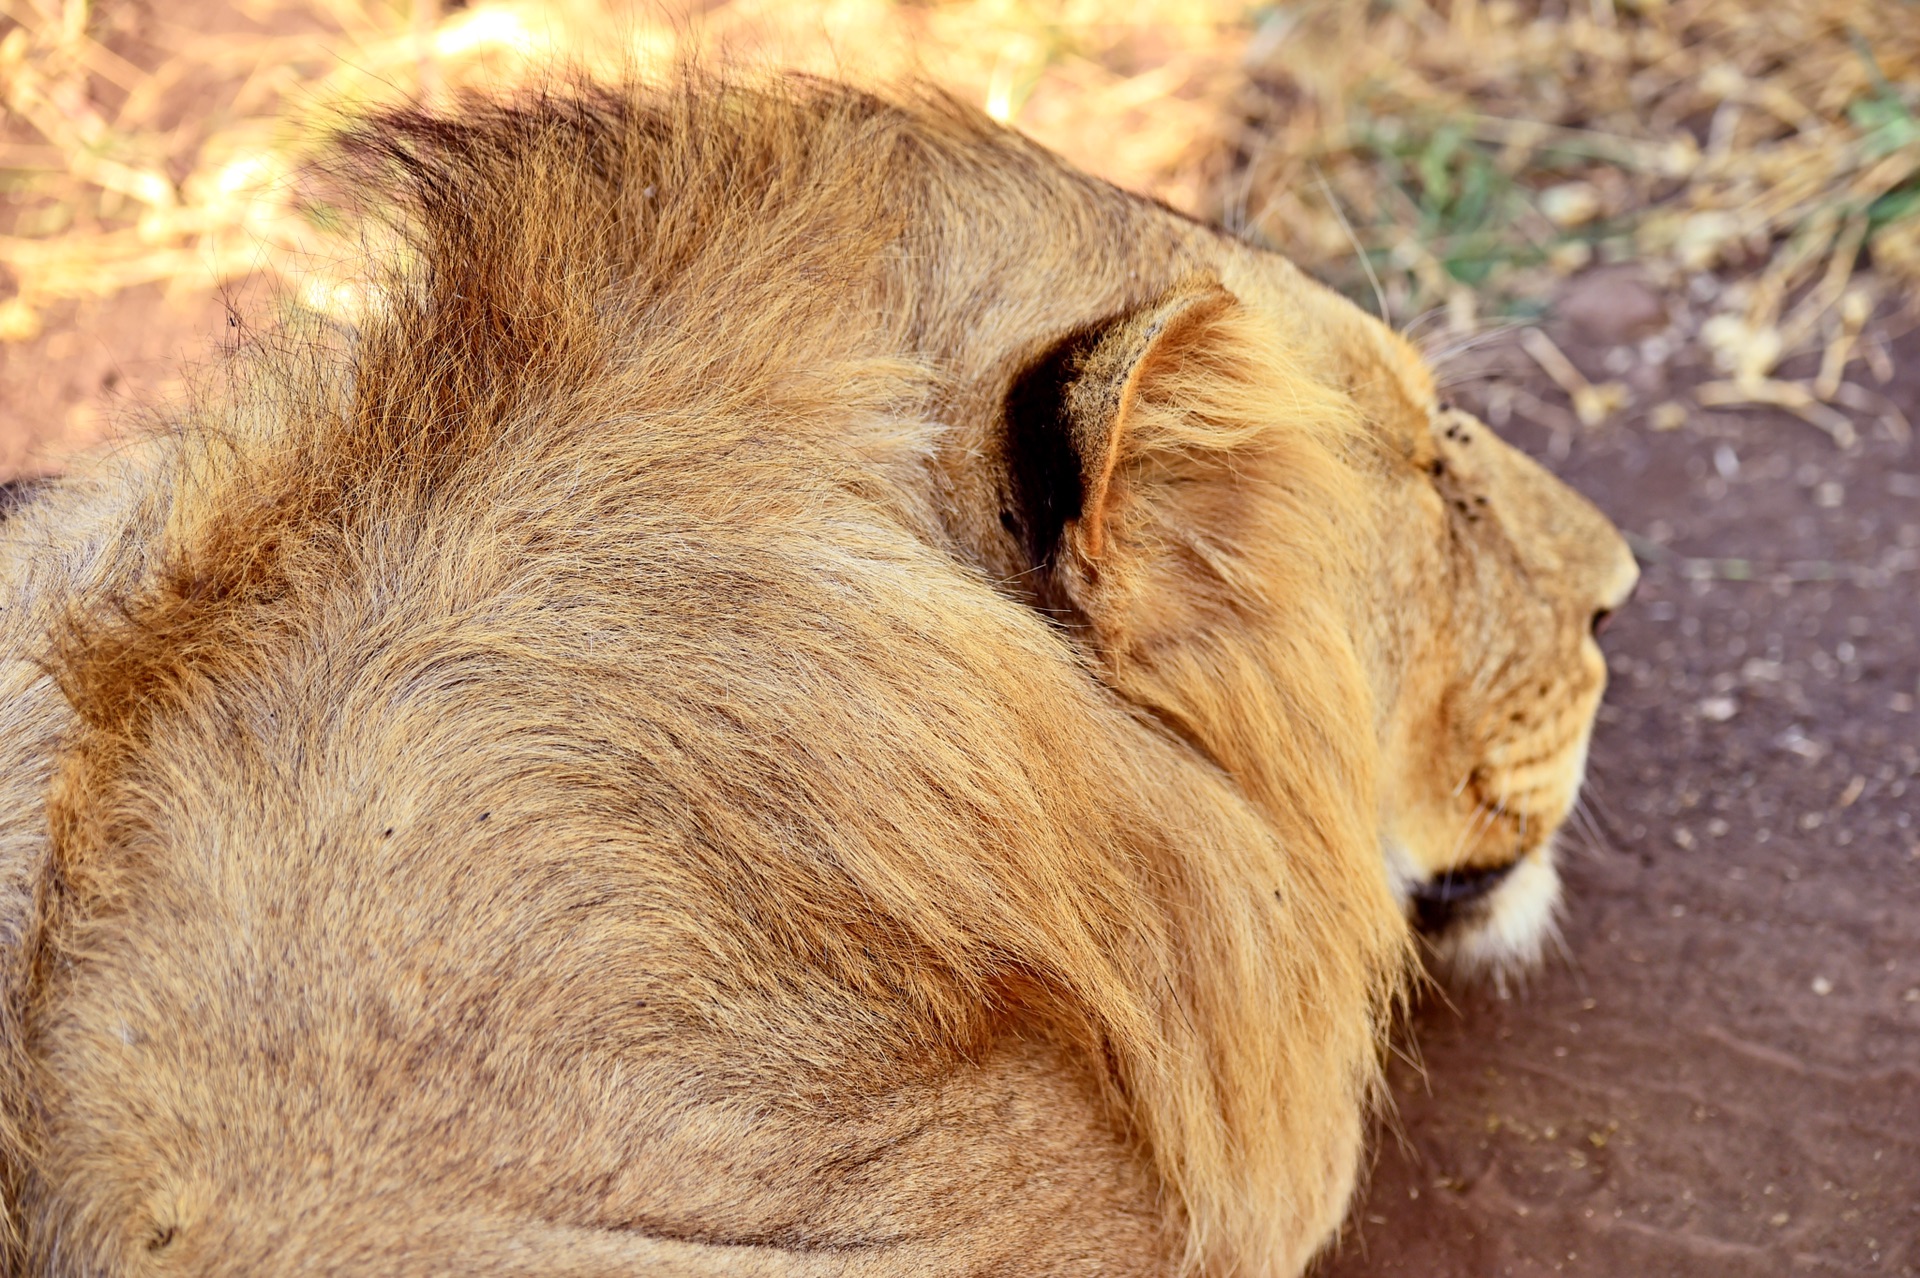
0 74 1416 1275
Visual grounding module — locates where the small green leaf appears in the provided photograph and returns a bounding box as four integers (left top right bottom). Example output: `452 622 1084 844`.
1868 182 1920 229
1849 94 1920 158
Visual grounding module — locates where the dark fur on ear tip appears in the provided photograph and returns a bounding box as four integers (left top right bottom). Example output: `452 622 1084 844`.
1000 277 1236 576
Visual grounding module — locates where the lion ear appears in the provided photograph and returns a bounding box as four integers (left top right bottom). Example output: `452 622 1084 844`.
1005 275 1239 567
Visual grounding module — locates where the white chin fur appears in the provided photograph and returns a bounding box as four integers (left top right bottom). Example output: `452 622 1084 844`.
1434 844 1563 978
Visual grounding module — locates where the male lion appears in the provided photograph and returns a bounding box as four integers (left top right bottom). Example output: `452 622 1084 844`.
0 76 1635 1276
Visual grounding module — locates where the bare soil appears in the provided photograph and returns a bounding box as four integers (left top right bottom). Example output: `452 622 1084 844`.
2 237 1915 1278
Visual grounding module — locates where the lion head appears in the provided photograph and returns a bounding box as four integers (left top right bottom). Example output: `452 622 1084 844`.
1185 276 1641 976
960 227 1638 983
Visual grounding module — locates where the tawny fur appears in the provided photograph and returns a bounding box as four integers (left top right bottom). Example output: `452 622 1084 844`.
0 73 1634 1276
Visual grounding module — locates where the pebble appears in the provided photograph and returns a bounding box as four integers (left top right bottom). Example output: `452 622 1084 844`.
1540 181 1602 228
1555 267 1669 345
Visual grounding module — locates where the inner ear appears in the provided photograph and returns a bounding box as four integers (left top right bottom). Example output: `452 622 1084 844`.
1002 276 1238 570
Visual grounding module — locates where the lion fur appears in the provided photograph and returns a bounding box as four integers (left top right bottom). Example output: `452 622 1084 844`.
0 71 1627 1276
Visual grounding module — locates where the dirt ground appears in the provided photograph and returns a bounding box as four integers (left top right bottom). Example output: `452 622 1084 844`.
3 115 1917 1278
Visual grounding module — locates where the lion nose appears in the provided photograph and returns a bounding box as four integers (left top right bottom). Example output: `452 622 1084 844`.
1590 559 1640 639
1410 861 1518 934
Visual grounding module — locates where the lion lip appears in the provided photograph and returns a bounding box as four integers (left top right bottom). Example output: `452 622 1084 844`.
1409 861 1519 934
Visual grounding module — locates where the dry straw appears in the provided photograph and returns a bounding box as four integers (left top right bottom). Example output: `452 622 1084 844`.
1225 0 1918 436
2 0 1915 428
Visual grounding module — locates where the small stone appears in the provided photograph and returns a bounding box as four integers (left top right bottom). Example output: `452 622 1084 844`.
1548 241 1594 275
1814 481 1845 509
1774 726 1828 762
1555 266 1668 345
1769 1211 1791 1227
1540 181 1603 228
1698 695 1737 722
1811 976 1833 996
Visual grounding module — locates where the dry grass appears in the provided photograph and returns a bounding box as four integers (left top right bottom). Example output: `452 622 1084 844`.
1224 0 1919 435
0 0 1259 337
0 0 1914 454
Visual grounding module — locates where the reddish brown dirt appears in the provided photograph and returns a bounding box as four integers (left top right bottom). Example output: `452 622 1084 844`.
0 286 241 477
0 0 320 477
3 127 1915 1278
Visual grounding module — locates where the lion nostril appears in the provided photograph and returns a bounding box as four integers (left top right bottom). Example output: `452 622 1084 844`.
1410 861 1519 934
1591 607 1614 638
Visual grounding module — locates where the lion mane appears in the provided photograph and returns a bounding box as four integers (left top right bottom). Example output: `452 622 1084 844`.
0 71 1633 1276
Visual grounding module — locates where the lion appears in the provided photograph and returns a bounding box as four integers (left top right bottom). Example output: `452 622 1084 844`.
0 75 1635 1276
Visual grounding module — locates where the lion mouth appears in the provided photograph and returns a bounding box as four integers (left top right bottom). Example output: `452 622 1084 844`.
1385 813 1568 978
1408 860 1518 935
1422 847 1566 978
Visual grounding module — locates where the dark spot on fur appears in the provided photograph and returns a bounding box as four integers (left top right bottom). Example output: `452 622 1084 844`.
1428 458 1446 478
147 1225 177 1252
382 827 394 838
